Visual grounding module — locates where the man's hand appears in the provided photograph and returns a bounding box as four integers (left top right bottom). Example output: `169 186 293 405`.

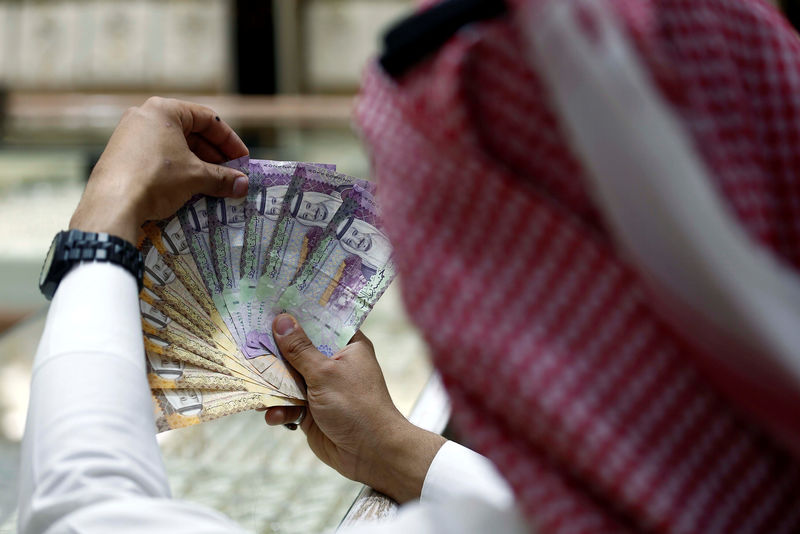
69 97 249 244
263 314 446 503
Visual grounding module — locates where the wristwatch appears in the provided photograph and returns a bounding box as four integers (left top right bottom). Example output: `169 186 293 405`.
39 229 144 300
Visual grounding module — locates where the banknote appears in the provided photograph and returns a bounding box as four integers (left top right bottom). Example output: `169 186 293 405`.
178 196 247 347
176 192 302 398
146 346 285 395
224 155 250 175
141 219 235 347
140 293 271 388
139 238 304 400
140 301 240 372
239 160 335 354
139 237 236 352
277 181 395 355
152 388 301 433
143 331 287 395
239 161 293 343
144 334 233 376
207 195 249 346
256 165 357 355
147 347 243 390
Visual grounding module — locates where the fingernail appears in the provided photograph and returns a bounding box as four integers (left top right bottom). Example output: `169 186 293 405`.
232 175 248 197
274 314 295 336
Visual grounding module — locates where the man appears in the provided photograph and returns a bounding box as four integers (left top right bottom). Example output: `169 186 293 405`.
19 96 520 534
22 0 800 531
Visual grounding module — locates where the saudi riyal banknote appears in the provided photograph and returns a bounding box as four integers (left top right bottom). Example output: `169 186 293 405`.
239 161 336 356
239 160 296 350
143 332 284 395
140 282 301 399
208 195 249 346
278 181 395 355
155 194 304 400
140 215 287 396
140 237 236 352
142 219 235 347
256 165 359 355
147 349 248 392
144 334 233 376
178 195 247 346
152 388 301 433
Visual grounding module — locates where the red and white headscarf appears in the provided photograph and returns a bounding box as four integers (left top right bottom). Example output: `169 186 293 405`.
356 0 800 532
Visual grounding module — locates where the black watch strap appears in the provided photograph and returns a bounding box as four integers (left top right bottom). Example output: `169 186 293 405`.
39 229 144 300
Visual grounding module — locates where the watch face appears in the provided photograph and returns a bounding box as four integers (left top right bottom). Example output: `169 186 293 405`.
40 235 58 287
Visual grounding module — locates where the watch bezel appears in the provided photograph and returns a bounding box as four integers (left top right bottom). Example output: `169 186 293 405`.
39 231 73 301
39 234 58 288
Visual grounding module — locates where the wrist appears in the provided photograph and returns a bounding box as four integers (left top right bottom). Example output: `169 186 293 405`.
359 416 446 503
69 195 140 245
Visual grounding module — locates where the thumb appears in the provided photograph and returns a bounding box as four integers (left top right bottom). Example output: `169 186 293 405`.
192 159 249 198
273 314 328 381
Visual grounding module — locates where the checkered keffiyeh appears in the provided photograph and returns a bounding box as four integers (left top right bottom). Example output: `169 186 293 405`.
355 0 800 532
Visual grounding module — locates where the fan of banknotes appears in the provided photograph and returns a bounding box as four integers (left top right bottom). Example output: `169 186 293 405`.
138 157 395 432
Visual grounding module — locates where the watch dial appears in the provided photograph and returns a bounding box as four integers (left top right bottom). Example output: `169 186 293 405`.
40 235 57 286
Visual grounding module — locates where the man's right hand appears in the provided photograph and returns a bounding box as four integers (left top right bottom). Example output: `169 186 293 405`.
69 97 249 245
263 314 446 503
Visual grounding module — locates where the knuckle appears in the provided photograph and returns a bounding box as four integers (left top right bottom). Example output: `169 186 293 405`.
213 168 231 195
192 160 209 179
144 96 165 108
197 161 219 182
283 335 314 359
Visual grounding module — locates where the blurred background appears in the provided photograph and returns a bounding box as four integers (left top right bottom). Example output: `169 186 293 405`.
0 1 441 533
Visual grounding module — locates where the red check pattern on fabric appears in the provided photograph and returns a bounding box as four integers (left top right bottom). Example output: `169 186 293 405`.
355 0 800 532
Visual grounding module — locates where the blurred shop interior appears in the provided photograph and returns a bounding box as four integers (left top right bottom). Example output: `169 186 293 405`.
0 2 442 533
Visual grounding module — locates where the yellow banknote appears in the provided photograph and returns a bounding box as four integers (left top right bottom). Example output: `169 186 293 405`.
152 388 302 432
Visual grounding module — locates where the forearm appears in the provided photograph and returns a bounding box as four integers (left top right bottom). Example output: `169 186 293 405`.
18 263 170 534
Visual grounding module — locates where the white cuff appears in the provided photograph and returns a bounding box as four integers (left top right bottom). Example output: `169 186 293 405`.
36 262 144 369
421 441 515 509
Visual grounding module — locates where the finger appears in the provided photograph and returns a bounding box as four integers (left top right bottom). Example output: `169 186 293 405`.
172 99 248 159
263 406 304 426
192 160 249 198
187 133 227 164
273 314 329 380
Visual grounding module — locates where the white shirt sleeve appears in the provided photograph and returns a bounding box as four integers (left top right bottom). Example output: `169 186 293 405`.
337 442 526 534
421 440 515 509
18 263 245 534
18 262 525 534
